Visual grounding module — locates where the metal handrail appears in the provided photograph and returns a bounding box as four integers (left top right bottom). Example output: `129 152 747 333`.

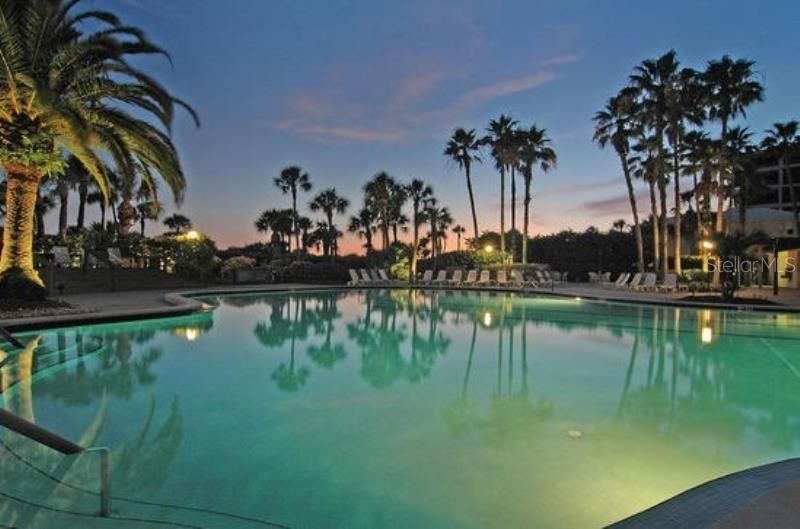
0 408 111 516
0 327 24 349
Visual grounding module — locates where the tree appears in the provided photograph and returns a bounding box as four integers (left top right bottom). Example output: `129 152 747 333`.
405 179 433 279
445 128 482 240
593 93 646 273
348 208 376 252
364 172 400 249
163 214 192 235
703 55 763 283
761 121 799 236
0 0 197 295
452 225 466 251
629 50 681 278
274 166 312 254
309 188 349 259
486 114 518 255
137 200 162 237
518 125 557 264
424 198 452 259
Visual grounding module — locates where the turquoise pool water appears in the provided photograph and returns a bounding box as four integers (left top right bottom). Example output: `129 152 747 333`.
2 288 800 528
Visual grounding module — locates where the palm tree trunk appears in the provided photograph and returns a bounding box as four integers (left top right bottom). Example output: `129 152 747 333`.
140 216 146 237
292 190 300 256
511 166 517 233
693 173 702 238
77 183 87 229
100 202 106 228
0 167 45 287
713 119 728 286
649 179 660 272
500 166 506 254
673 146 682 275
411 210 419 281
465 162 479 243
522 172 532 264
456 234 461 251
35 188 46 238
620 153 644 273
659 174 669 278
58 186 69 239
785 157 800 237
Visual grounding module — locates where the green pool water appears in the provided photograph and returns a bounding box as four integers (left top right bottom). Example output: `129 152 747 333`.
2 288 800 528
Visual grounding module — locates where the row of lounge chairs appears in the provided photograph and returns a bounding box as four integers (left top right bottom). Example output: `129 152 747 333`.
51 246 135 268
348 268 558 289
601 272 688 293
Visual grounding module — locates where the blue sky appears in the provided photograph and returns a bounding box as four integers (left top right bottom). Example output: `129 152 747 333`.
76 0 800 250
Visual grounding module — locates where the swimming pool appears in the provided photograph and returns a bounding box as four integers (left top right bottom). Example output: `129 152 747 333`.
2 288 800 528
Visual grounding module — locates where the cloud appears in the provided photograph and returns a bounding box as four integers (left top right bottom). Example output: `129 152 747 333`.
581 189 649 216
291 125 407 143
540 53 582 67
538 177 622 197
455 71 557 108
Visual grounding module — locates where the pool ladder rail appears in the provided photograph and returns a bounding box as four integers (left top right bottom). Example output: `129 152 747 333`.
0 408 112 517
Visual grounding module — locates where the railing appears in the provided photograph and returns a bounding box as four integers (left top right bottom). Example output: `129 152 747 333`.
0 408 111 516
0 327 24 349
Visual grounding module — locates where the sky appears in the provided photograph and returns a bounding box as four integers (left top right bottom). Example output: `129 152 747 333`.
51 0 800 253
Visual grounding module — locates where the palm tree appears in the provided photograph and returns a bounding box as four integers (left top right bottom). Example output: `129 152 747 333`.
274 166 312 253
0 0 197 294
348 207 376 252
703 55 763 283
682 130 715 239
631 135 662 271
444 128 482 240
452 224 466 251
761 121 799 236
363 172 399 249
405 179 433 279
54 157 83 239
486 114 518 254
309 188 349 259
137 200 162 237
425 199 452 258
593 92 645 273
629 50 681 278
518 125 557 264
163 214 192 235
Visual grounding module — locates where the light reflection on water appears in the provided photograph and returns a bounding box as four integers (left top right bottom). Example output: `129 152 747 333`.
2 289 800 528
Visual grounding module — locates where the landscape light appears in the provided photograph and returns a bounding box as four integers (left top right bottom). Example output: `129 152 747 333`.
185 230 200 241
185 328 199 341
700 239 715 251
484 244 494 253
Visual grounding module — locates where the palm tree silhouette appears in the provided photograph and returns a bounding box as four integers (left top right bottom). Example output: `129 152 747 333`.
452 224 466 251
486 114 518 254
445 128 483 241
517 126 557 264
310 188 349 258
274 166 313 254
761 121 800 235
405 179 434 279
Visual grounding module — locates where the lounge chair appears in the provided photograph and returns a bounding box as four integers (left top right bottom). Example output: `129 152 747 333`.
431 270 448 285
108 247 133 268
495 270 509 287
461 270 478 287
448 269 463 285
378 269 397 284
52 246 72 268
476 270 492 286
634 273 657 291
348 269 361 285
359 269 373 284
510 269 538 288
369 269 384 283
656 273 688 293
419 270 433 285
536 270 554 287
623 272 643 290
588 272 599 283
599 272 611 284
604 272 628 288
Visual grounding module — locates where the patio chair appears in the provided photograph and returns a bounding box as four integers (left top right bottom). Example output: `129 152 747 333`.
536 270 554 287
461 270 478 286
495 270 509 287
599 272 611 284
419 270 434 284
378 269 397 284
108 247 133 268
634 273 657 291
623 272 643 290
359 269 373 284
510 269 538 288
588 272 599 283
348 269 361 285
52 246 72 268
432 270 449 285
369 269 384 283
604 273 628 288
448 269 463 285
476 270 492 286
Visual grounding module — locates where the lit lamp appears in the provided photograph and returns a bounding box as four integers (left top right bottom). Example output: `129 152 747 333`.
482 312 493 327
484 244 494 254
700 239 715 251
701 326 713 344
185 328 199 342
185 229 200 241
700 239 715 273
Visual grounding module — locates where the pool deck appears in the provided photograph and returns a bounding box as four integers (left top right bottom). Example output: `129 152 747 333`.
3 282 800 528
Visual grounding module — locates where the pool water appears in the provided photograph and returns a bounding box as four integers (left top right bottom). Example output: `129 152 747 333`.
2 288 800 528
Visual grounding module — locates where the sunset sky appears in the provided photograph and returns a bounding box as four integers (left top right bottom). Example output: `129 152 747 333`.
51 0 800 253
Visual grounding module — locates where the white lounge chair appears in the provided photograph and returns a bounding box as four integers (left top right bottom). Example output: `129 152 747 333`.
634 273 657 291
359 269 373 284
495 270 508 287
536 270 553 287
108 247 133 268
419 270 433 284
369 269 384 283
432 270 448 285
588 272 599 283
461 270 478 287
378 269 396 284
476 270 492 286
656 273 688 293
448 269 463 285
348 269 361 285
624 272 643 290
52 246 72 268
604 272 628 288
599 272 611 284
510 269 538 288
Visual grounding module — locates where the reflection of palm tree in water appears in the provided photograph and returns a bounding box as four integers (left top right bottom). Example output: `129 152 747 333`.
256 295 313 392
307 293 346 370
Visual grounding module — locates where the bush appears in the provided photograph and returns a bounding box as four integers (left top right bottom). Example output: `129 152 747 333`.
274 261 350 283
0 267 47 301
221 256 256 279
143 234 217 280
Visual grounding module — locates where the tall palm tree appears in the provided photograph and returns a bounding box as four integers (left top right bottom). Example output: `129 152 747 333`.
725 127 755 233
452 224 466 251
593 92 645 273
703 55 763 282
274 166 312 253
631 135 661 271
425 199 452 258
445 128 482 240
363 172 399 249
309 188 349 259
405 179 433 279
629 50 680 278
761 121 800 236
682 130 715 239
348 207 375 252
486 114 518 254
0 0 197 294
518 125 557 264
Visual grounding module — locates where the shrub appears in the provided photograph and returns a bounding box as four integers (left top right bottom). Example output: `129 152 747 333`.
221 256 255 277
275 261 350 283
